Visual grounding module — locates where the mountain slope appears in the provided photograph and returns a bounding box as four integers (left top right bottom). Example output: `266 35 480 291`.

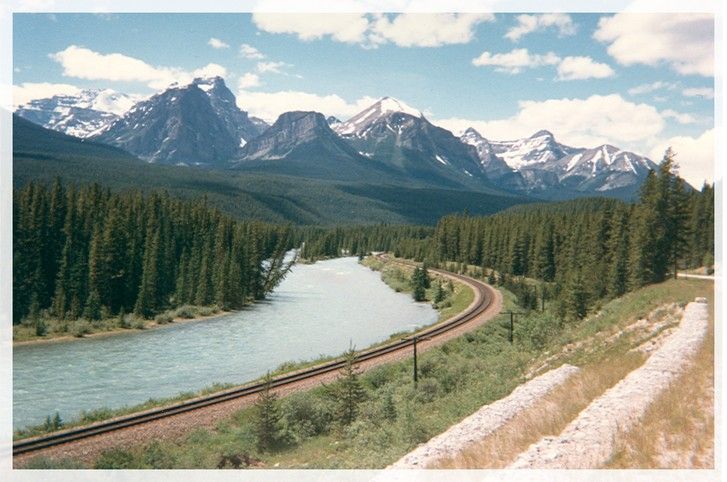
335 97 489 189
233 111 407 182
93 77 260 166
14 89 141 138
14 115 530 225
461 128 657 199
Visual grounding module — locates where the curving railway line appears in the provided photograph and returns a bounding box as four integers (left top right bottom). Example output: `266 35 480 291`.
13 260 500 461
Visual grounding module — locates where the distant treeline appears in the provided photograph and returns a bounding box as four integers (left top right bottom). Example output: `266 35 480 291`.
13 180 294 324
303 152 714 319
296 225 433 261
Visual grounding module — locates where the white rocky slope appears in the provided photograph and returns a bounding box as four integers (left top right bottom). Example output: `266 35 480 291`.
14 89 142 138
508 298 709 469
388 364 581 469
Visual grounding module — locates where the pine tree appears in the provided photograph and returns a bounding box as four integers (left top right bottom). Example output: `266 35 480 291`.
254 373 280 451
332 346 366 426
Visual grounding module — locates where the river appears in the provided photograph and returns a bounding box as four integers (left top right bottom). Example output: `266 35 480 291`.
13 257 437 430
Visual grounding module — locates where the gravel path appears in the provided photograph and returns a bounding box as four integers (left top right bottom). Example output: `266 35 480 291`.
388 363 580 469
14 268 502 467
508 298 709 469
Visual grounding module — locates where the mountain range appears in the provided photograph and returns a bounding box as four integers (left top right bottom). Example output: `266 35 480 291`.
15 75 659 201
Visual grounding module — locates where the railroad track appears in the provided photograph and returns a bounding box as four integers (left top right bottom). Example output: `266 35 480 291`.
13 261 495 457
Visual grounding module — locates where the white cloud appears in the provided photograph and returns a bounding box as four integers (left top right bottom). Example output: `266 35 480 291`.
256 61 289 74
369 13 494 47
628 81 678 96
240 43 265 59
594 13 714 76
13 82 81 107
238 73 261 89
660 109 697 124
50 45 227 89
235 89 377 123
252 12 494 48
435 94 665 149
252 13 370 44
472 48 560 74
505 13 576 42
649 129 714 187
556 56 615 80
207 37 229 49
682 87 714 99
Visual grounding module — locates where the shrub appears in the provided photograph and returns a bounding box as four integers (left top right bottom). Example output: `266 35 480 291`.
131 318 146 330
72 320 92 337
142 441 177 469
174 305 196 319
22 456 85 469
94 448 140 469
155 313 173 324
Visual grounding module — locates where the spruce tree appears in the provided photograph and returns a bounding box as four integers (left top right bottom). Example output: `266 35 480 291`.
254 373 280 451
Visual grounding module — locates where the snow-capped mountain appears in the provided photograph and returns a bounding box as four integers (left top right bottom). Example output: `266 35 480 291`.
556 144 657 192
460 127 656 198
233 111 403 182
93 77 264 166
334 97 488 188
14 89 142 138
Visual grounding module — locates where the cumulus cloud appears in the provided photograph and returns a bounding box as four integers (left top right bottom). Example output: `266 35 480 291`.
50 45 226 89
435 94 665 149
472 48 560 74
252 12 493 48
13 82 82 107
238 73 261 89
369 13 494 47
235 89 378 123
240 43 265 59
682 87 714 99
628 81 678 96
660 109 696 124
207 37 229 49
649 129 714 187
594 13 714 76
505 13 576 41
556 56 615 80
252 13 371 44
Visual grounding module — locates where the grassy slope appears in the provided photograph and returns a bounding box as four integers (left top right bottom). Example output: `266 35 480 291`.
20 273 712 469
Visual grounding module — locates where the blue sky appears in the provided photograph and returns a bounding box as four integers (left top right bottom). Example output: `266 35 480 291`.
12 12 715 185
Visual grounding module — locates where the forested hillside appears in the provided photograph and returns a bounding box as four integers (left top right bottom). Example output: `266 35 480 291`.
303 152 714 320
13 180 294 324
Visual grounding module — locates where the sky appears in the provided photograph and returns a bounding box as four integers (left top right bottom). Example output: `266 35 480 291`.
11 11 715 186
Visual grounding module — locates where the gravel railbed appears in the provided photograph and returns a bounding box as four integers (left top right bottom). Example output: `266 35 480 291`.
388 364 580 469
508 298 709 469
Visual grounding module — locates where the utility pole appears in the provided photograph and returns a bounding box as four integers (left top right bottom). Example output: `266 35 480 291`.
403 334 432 386
502 311 525 343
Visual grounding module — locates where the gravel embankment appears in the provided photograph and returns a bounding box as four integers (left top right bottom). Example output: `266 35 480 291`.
508 298 709 469
388 363 580 469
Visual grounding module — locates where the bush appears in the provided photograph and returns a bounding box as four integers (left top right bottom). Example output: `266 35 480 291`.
142 441 177 469
72 320 92 337
94 448 141 469
22 456 85 469
131 318 146 330
155 313 173 324
174 305 196 319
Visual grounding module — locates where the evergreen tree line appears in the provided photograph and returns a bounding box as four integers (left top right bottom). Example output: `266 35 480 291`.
403 152 713 319
296 225 433 261
14 180 295 324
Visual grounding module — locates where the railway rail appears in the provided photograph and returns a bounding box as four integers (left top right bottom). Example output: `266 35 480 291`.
13 260 496 457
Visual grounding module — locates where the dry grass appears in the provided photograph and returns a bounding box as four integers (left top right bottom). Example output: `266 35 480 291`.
605 296 714 469
433 351 646 469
